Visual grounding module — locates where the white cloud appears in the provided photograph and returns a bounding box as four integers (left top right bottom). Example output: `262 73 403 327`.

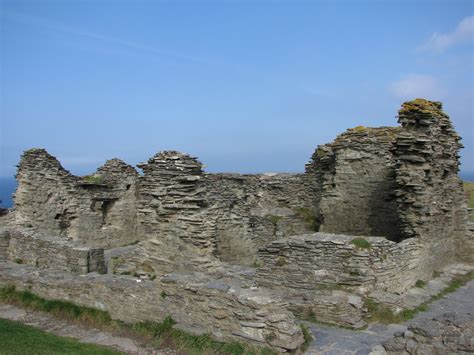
389 74 443 100
419 16 474 53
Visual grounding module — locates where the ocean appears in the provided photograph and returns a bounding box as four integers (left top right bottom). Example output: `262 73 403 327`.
0 171 473 209
0 176 17 208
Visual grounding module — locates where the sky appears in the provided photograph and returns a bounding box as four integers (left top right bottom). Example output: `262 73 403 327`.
1 0 473 177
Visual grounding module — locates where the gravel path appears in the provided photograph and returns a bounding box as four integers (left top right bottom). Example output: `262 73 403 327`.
305 279 474 355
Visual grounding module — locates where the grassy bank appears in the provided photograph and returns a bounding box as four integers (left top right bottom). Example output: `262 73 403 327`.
0 317 121 354
0 285 279 355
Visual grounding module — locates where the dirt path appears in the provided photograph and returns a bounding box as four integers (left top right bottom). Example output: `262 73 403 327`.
0 303 172 354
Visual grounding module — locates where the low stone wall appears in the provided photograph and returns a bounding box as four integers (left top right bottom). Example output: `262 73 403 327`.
257 233 422 295
0 262 304 352
0 229 10 261
5 229 106 274
382 312 474 354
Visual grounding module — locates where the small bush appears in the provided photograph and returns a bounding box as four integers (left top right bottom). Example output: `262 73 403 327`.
14 258 24 264
160 291 167 299
351 238 371 249
415 280 427 288
300 324 313 352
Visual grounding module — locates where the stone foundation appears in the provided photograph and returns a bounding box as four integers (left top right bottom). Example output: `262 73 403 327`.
257 233 422 295
2 228 105 274
0 262 304 352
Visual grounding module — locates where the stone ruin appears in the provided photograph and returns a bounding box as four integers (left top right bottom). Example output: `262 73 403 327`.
0 99 472 352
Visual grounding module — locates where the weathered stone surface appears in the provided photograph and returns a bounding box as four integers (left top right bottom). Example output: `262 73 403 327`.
307 126 401 240
2 227 105 274
257 233 422 294
13 149 139 248
393 99 469 271
383 312 474 354
0 262 304 352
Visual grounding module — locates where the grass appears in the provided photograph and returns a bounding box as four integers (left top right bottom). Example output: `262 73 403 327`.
364 271 474 324
0 285 278 355
300 324 313 352
415 280 427 288
83 175 104 184
350 238 371 250
464 181 474 222
0 318 121 355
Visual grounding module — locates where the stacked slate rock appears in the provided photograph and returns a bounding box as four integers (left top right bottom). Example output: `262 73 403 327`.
137 151 215 251
393 99 468 267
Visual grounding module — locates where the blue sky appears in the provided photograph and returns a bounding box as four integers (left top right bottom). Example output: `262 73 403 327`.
1 0 473 177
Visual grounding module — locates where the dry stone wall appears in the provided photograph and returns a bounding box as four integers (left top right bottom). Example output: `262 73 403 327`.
14 149 139 248
307 127 401 240
394 100 469 270
2 228 105 274
256 233 422 295
0 262 304 352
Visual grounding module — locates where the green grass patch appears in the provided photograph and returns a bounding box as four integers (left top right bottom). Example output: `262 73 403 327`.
0 317 121 354
415 280 427 288
350 238 371 250
300 324 313 352
0 285 278 354
83 175 104 184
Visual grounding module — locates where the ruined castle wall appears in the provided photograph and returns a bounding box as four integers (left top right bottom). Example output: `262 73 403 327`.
394 100 469 270
14 149 139 248
131 151 319 270
0 230 10 261
307 127 401 240
256 233 422 295
0 263 304 352
202 173 318 265
5 228 105 274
